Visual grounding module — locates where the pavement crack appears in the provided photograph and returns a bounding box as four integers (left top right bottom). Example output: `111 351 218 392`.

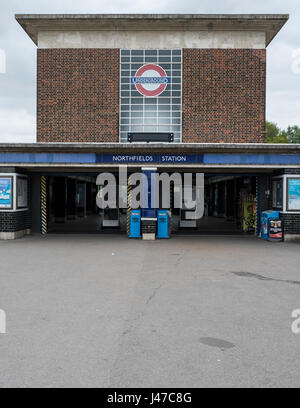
232 271 300 286
145 284 162 305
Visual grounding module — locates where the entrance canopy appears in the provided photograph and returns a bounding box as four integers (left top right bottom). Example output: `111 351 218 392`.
0 142 300 172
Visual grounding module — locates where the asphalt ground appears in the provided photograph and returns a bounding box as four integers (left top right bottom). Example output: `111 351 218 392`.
0 234 299 387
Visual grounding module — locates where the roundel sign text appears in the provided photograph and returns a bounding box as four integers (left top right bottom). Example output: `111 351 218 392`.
131 64 171 97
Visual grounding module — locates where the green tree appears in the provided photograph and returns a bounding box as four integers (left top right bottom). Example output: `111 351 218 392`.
286 125 300 143
265 121 288 143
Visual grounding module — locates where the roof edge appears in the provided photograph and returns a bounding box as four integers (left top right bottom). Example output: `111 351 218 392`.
15 13 289 47
0 142 299 154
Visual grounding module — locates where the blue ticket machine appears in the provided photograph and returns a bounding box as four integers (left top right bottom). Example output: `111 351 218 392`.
261 210 282 241
157 210 170 239
129 209 141 238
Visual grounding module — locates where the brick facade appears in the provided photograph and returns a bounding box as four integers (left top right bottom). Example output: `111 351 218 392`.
182 49 266 143
0 211 31 233
280 213 300 236
37 49 120 143
37 48 266 144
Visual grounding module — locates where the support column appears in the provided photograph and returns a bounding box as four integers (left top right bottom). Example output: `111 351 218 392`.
77 182 86 218
141 167 157 240
217 182 225 217
40 176 47 235
226 180 234 220
86 183 92 215
54 177 67 223
67 178 76 220
126 175 133 237
233 178 238 223
256 176 260 235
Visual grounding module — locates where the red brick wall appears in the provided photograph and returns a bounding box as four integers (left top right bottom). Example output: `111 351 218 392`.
37 49 119 143
182 49 266 143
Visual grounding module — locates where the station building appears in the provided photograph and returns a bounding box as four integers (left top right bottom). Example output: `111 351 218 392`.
1 13 300 241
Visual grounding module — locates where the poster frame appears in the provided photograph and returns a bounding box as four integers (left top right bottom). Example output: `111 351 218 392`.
16 176 28 209
0 175 13 210
286 177 300 212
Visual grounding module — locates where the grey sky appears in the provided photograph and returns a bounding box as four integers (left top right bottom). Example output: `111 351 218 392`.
0 0 299 143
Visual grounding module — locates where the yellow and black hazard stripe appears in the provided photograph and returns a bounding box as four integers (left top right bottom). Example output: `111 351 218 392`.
255 176 258 235
127 176 133 236
40 176 47 235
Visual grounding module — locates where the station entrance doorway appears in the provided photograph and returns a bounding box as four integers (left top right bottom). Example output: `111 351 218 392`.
33 171 261 237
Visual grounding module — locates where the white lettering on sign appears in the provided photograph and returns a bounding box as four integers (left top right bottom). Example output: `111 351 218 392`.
161 156 187 162
112 155 154 162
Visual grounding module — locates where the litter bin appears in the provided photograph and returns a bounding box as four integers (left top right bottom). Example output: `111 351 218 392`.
261 210 283 241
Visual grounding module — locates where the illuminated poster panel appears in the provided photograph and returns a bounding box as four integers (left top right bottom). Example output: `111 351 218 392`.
0 176 13 209
287 178 300 211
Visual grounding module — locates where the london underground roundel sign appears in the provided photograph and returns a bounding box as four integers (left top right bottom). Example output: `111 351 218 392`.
131 64 171 97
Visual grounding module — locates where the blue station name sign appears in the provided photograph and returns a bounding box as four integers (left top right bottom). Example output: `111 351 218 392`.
1 152 300 165
96 154 203 164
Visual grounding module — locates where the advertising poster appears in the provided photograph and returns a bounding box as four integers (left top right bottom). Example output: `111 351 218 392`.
287 178 300 211
17 177 28 208
0 176 13 209
269 220 283 239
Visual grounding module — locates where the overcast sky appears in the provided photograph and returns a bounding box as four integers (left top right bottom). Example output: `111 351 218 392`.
0 0 299 143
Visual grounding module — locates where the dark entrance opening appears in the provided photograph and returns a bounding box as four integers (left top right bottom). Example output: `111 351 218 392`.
47 175 100 233
33 171 260 237
167 173 258 235
44 173 127 234
198 174 258 235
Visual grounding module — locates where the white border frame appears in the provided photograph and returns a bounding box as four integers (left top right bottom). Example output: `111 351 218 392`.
0 173 29 212
119 49 182 143
272 174 300 214
0 175 13 210
16 176 28 209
